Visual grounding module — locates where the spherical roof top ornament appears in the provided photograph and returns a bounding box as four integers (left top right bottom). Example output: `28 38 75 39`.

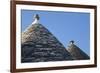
70 40 74 44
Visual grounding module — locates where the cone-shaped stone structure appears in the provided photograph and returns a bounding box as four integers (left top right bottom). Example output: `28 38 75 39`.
21 14 73 63
67 40 90 60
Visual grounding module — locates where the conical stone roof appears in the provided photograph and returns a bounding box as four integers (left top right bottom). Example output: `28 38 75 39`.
67 41 90 60
21 14 73 63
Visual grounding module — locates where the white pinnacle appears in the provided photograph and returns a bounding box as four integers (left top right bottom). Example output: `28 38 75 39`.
23 14 40 32
70 40 74 44
32 14 40 24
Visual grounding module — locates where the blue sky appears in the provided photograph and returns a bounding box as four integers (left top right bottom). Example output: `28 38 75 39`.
21 10 90 56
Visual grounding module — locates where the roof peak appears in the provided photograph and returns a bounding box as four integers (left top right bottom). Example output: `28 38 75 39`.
32 14 40 24
69 40 74 44
34 14 40 20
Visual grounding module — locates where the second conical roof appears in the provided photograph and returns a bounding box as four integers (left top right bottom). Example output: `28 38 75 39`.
67 41 90 60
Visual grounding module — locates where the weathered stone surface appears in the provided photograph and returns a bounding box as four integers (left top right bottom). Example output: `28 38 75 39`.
21 23 73 63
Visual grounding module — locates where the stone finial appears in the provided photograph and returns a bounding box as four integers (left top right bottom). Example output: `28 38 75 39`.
32 14 40 24
70 40 74 44
34 14 40 20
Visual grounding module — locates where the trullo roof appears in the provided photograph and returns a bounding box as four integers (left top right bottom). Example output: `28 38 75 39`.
67 40 90 60
21 14 73 63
